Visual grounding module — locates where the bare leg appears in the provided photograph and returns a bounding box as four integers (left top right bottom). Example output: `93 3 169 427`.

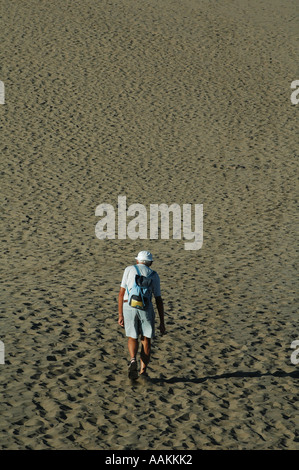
140 336 151 374
128 337 138 360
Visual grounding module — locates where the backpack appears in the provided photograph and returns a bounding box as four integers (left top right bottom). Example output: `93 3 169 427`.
127 265 155 310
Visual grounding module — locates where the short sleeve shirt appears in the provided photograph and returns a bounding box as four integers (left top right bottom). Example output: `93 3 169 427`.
121 264 161 301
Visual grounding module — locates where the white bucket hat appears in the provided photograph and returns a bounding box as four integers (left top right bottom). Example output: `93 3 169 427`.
135 251 153 262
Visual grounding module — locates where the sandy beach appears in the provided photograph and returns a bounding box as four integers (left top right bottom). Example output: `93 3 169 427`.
0 0 298 450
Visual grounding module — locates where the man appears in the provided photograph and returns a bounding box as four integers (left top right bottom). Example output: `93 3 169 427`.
118 251 166 379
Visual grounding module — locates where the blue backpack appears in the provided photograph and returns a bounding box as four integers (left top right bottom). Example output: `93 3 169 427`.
127 265 155 310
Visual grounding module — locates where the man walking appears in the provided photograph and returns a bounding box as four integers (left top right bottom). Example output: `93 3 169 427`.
118 251 166 379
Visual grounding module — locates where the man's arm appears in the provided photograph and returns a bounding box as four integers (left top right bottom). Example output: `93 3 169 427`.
155 296 166 335
118 287 125 327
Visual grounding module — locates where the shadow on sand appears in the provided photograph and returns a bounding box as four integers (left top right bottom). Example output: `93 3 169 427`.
149 369 299 385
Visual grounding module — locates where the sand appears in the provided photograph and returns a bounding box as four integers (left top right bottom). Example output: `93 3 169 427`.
0 0 298 450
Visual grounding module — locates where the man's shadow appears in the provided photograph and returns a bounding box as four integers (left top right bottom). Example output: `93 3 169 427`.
150 369 299 385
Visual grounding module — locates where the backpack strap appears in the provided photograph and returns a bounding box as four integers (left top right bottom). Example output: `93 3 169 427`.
134 264 146 306
134 264 141 276
126 265 141 295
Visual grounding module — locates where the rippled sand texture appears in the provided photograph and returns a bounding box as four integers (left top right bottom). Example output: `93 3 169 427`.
0 0 298 450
